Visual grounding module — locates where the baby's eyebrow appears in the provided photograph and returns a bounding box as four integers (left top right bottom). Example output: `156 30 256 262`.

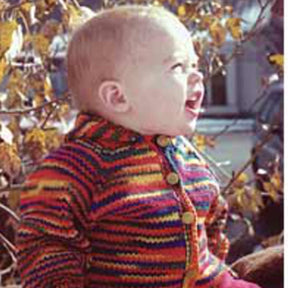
163 52 186 64
163 52 199 65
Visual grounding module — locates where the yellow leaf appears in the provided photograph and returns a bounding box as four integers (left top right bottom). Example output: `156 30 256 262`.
226 18 242 40
24 128 48 161
32 34 50 57
0 20 18 56
209 20 227 47
33 94 46 107
193 134 216 152
193 134 206 152
4 90 23 109
20 2 33 14
263 170 282 202
44 76 53 99
177 4 187 18
7 117 21 143
268 54 284 70
271 170 282 191
0 57 7 83
200 15 214 30
6 69 23 91
45 128 63 152
0 142 22 180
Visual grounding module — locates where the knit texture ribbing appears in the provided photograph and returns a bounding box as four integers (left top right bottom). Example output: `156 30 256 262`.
17 113 230 288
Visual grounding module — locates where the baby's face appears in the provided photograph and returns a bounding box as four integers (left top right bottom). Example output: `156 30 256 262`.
121 18 204 136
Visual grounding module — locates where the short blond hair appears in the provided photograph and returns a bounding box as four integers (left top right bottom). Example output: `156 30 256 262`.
66 5 180 111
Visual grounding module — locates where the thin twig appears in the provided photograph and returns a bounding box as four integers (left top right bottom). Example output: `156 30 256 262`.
40 103 59 129
0 232 17 260
0 202 20 222
205 0 275 82
0 96 69 116
221 130 275 196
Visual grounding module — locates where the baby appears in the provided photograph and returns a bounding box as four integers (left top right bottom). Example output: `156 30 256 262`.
17 5 263 288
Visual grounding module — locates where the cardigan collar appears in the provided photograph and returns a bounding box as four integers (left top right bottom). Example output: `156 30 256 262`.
66 112 158 145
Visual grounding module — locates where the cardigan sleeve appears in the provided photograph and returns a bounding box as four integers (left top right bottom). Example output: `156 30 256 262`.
205 192 230 260
17 165 91 288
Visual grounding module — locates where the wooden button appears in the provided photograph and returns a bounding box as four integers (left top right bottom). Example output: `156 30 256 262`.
166 172 179 185
156 135 170 147
182 211 194 224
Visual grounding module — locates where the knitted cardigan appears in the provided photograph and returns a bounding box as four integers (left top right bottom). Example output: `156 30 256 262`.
17 113 230 288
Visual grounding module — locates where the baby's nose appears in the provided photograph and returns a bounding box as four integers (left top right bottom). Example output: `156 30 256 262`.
188 70 203 85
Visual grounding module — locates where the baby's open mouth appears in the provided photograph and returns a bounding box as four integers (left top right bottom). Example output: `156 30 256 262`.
185 91 203 117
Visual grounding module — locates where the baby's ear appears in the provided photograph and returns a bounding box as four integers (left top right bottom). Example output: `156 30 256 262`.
98 81 130 113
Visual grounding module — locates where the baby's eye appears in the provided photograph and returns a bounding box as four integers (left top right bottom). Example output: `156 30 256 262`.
191 62 199 70
171 63 185 73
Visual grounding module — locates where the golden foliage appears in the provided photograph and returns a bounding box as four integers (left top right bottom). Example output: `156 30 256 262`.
24 128 48 161
0 142 22 180
19 2 33 14
209 20 227 47
177 2 197 20
262 170 283 202
0 20 18 57
226 18 242 40
0 57 6 83
31 34 50 57
267 54 284 71
228 173 264 213
193 134 216 152
45 128 63 151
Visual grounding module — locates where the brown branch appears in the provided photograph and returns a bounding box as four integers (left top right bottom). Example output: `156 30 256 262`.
221 130 275 196
1 0 29 12
0 232 17 260
205 0 276 82
0 202 20 222
40 103 59 129
0 96 70 116
210 89 268 141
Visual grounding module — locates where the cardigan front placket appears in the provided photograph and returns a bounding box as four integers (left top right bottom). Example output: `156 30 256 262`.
154 135 200 288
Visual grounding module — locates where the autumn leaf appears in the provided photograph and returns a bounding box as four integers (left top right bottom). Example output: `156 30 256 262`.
24 128 48 161
267 54 284 71
0 20 18 57
193 134 216 152
4 90 23 110
34 0 56 20
32 34 50 57
209 20 227 47
200 15 214 30
7 117 21 144
177 3 197 20
0 57 7 83
0 142 22 180
230 185 264 214
20 2 33 14
226 18 242 40
263 170 282 202
233 172 249 188
45 128 63 152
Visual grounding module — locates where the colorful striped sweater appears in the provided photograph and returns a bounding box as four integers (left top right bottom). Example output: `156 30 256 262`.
17 113 230 288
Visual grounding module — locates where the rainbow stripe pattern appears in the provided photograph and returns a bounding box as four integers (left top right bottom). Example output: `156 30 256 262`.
17 113 230 288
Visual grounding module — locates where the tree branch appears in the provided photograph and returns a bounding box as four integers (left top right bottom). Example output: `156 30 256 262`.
0 96 69 116
221 129 275 196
